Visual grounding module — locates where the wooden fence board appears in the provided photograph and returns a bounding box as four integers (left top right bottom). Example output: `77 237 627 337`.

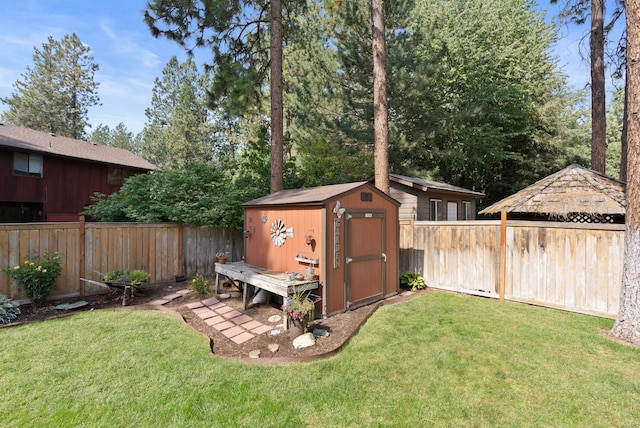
400 220 624 319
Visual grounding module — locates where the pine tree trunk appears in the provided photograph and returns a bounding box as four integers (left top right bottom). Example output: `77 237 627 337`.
590 0 606 174
371 0 389 195
621 80 629 182
270 0 284 193
611 0 640 344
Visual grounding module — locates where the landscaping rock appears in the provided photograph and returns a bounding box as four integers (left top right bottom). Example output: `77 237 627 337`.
293 332 316 349
249 350 261 359
312 328 330 338
268 344 280 353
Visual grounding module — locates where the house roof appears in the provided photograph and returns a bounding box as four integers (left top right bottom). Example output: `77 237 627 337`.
243 181 399 207
0 124 157 170
479 164 626 217
388 174 485 197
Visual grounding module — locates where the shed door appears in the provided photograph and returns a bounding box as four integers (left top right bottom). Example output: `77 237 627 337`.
345 210 386 309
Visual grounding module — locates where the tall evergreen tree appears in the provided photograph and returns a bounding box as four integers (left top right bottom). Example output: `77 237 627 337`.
611 0 640 345
1 33 100 139
371 0 390 195
89 122 136 152
140 57 215 168
144 1 305 191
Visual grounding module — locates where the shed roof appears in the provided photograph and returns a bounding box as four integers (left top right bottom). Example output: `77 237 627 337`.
0 124 157 170
243 181 399 207
479 164 626 217
389 174 485 197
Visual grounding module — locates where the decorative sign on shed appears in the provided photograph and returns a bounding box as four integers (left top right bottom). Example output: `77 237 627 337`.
242 181 400 316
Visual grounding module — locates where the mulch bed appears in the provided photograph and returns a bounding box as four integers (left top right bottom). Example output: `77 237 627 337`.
2 281 428 363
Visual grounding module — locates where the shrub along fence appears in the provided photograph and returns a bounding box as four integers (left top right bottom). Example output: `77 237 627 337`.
0 218 243 302
399 220 624 319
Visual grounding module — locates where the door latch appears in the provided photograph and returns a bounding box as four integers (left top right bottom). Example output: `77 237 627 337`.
346 257 353 264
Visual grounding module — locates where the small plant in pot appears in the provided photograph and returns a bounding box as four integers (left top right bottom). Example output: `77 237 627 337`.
282 290 316 339
103 269 150 297
3 251 63 305
216 252 228 264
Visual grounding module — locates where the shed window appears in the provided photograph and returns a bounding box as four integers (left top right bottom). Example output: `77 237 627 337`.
462 201 472 220
13 152 43 177
430 199 442 221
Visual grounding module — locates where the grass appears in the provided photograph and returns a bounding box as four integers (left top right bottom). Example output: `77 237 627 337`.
2 292 640 427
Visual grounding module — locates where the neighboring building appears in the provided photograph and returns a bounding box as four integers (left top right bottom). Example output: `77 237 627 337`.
0 124 157 222
370 174 484 221
479 163 626 223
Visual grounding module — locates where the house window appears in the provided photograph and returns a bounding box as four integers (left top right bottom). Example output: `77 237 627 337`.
108 168 134 185
13 152 43 177
430 199 442 221
462 201 472 220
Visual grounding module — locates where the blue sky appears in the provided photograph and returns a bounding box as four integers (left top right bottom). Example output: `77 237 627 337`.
0 1 611 136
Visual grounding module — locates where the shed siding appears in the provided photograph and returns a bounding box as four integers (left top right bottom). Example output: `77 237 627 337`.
244 206 324 277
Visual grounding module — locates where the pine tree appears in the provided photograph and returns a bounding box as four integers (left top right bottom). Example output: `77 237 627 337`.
140 57 215 168
1 33 99 139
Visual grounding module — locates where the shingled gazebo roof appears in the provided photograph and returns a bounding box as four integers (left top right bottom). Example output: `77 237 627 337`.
479 164 626 220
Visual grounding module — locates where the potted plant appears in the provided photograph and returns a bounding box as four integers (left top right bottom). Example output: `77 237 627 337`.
282 290 316 339
216 252 228 264
3 251 63 305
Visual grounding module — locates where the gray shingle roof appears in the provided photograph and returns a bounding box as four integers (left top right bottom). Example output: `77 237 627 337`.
390 174 485 197
0 124 157 170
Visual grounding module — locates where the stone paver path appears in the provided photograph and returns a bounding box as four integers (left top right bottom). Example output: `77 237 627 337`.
151 291 272 344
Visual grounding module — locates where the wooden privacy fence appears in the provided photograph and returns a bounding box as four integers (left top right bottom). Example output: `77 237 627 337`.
0 219 243 302
399 220 625 319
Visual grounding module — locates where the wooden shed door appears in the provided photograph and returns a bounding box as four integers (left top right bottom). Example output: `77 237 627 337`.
345 211 386 309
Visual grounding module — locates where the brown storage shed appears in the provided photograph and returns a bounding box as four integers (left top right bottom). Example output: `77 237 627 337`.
242 181 400 316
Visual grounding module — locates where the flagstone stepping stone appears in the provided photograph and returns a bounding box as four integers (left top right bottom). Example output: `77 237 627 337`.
267 315 282 323
54 300 88 311
249 350 261 359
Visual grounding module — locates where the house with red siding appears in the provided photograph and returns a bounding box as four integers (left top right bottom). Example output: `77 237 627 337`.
0 124 157 222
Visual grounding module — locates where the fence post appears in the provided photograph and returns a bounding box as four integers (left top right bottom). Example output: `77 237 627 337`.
499 211 507 301
79 216 85 297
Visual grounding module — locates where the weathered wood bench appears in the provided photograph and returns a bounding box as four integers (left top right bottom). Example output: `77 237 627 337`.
214 261 318 310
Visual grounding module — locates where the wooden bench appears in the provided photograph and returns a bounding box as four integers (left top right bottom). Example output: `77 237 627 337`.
214 261 319 310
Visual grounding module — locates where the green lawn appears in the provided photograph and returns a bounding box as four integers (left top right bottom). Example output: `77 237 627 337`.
2 291 639 427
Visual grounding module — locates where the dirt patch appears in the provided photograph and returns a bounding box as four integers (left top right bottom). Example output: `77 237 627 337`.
3 281 426 362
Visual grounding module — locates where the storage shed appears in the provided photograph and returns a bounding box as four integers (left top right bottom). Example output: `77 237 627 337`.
242 181 400 316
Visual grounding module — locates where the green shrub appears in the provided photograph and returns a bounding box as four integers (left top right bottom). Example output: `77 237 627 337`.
104 269 150 296
400 271 426 291
3 251 63 304
0 294 21 325
189 274 212 298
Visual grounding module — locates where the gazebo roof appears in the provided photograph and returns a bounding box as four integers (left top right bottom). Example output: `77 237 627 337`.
479 164 626 218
